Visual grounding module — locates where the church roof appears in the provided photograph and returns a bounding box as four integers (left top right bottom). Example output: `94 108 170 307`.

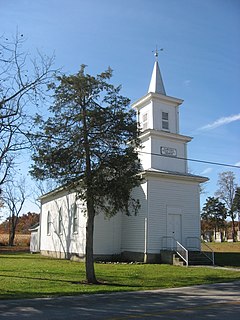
148 60 166 95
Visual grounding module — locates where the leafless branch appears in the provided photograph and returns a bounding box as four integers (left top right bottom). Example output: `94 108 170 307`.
0 33 55 187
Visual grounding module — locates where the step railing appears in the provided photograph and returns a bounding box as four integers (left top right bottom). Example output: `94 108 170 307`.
176 241 189 266
186 236 214 265
161 236 189 266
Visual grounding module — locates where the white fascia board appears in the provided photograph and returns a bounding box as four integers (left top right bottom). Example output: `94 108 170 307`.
139 129 193 143
141 168 209 183
132 92 183 110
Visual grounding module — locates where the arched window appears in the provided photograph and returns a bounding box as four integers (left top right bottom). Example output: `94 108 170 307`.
47 211 51 235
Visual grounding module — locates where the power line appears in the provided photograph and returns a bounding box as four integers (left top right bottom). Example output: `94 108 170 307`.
138 151 240 169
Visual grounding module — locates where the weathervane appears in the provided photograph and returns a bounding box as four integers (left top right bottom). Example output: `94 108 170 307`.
152 46 163 61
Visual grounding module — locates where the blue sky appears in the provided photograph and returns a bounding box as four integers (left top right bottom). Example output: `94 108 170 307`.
1 0 240 214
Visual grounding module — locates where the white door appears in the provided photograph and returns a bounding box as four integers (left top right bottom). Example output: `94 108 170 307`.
167 214 182 243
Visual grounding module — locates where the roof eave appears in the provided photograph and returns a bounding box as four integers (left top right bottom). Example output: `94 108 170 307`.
141 169 209 183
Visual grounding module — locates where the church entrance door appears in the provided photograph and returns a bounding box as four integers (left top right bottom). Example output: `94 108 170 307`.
167 214 182 244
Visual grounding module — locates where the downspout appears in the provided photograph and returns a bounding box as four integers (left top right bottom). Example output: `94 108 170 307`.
144 176 149 263
184 143 188 173
39 199 42 253
144 217 148 263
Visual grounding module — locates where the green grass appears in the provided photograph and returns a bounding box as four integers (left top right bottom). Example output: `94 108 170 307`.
201 241 240 267
0 252 240 300
202 242 240 252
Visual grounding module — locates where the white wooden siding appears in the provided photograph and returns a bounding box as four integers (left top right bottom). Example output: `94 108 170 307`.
147 177 200 252
40 192 86 255
40 175 201 258
41 190 123 256
152 100 178 133
138 138 151 170
94 213 122 254
139 102 153 130
151 136 187 173
121 182 148 252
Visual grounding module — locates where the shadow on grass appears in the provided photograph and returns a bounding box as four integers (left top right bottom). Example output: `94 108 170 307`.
0 252 43 259
0 273 141 288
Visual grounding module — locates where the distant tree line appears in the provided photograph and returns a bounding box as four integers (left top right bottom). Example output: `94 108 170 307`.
0 212 39 236
201 171 240 241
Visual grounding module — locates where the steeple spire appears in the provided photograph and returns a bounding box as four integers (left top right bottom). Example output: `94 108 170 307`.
148 48 166 95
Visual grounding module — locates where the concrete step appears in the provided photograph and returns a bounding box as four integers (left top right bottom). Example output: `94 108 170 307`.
173 254 184 266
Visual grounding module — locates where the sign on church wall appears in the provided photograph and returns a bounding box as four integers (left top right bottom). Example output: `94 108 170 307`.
160 146 177 157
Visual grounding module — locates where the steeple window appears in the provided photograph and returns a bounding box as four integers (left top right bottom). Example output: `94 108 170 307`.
142 113 148 130
162 112 169 130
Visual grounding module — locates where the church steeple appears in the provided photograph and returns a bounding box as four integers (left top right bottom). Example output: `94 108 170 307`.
132 53 193 174
148 50 166 95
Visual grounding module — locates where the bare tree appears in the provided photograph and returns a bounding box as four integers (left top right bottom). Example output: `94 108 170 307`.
32 179 59 209
215 171 237 241
0 33 54 189
3 177 28 246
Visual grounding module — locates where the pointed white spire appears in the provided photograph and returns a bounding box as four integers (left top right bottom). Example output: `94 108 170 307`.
148 50 166 95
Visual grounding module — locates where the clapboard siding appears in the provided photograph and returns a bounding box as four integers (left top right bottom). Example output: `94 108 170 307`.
147 177 201 252
41 190 123 256
40 192 86 255
121 182 148 252
94 213 122 254
40 174 202 258
151 137 187 173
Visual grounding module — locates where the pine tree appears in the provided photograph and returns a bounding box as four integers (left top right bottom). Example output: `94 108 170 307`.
202 196 227 238
30 66 142 283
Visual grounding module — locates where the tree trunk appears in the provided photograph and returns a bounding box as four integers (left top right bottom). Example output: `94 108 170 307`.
8 216 16 246
9 231 15 246
82 103 98 284
231 217 236 242
85 199 97 284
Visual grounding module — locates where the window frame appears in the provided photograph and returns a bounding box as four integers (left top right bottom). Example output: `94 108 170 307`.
47 211 51 236
142 112 148 130
72 203 78 234
162 111 169 130
58 207 63 235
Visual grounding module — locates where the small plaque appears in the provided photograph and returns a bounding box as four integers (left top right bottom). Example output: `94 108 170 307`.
160 146 177 157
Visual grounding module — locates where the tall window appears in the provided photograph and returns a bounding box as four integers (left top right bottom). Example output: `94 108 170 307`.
58 207 63 235
72 203 78 234
162 112 169 130
142 113 148 130
47 211 51 235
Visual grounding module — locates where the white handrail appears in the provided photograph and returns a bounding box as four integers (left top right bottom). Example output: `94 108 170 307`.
161 236 189 266
176 241 188 266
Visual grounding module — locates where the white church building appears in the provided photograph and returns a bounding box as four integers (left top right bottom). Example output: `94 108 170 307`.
38 56 208 264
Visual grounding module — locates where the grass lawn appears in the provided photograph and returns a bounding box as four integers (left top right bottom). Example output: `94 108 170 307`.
0 252 240 300
202 241 240 267
202 241 240 252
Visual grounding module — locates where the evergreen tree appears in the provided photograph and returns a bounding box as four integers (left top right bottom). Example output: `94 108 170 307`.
30 66 142 283
202 196 227 238
233 187 240 234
